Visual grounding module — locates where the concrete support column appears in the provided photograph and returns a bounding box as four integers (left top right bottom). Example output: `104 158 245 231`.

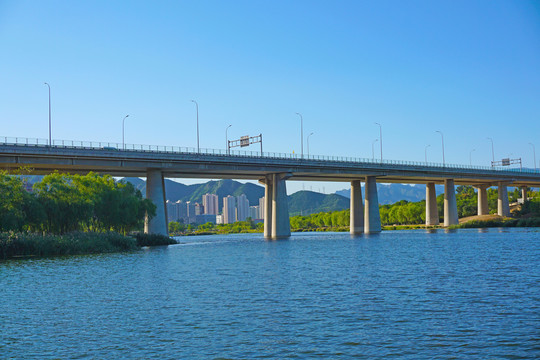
498 182 510 217
444 179 459 226
350 180 364 235
476 185 489 216
144 169 169 236
271 173 291 239
364 176 381 234
521 187 528 202
425 182 439 226
262 176 273 239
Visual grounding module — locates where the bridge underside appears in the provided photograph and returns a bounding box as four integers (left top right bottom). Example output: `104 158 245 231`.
1 162 538 188
2 145 539 236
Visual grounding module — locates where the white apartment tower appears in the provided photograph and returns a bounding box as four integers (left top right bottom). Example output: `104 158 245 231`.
236 194 249 221
202 193 219 215
223 195 236 224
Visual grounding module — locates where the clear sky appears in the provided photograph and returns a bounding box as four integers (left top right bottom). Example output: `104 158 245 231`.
1 0 539 194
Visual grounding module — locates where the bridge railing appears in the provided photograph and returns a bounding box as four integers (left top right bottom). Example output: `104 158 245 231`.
1 136 538 175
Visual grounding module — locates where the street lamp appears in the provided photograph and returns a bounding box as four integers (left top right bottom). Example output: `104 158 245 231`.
122 114 130 150
469 149 476 166
374 122 382 162
191 100 199 152
529 143 537 171
44 82 51 146
295 112 303 158
372 139 378 161
307 132 314 157
487 137 495 166
425 144 430 164
226 124 232 155
435 130 445 166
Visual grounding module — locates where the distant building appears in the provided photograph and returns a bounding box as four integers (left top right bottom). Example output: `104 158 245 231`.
259 197 265 219
236 194 249 221
223 195 236 224
186 201 197 223
195 203 203 216
249 205 260 220
202 193 219 215
195 214 216 224
216 214 224 225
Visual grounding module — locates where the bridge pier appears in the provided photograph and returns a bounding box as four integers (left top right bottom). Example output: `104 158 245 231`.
521 187 528 202
498 182 510 217
350 180 364 235
261 175 273 238
444 179 459 226
425 182 439 226
364 176 381 233
271 173 291 239
260 173 291 239
144 169 169 236
476 185 489 215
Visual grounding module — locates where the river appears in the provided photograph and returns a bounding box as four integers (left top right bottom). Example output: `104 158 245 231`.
1 228 539 359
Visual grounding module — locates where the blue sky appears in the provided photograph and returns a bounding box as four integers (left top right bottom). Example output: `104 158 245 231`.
1 0 539 193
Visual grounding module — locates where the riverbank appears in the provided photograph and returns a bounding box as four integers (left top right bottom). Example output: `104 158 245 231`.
0 232 176 260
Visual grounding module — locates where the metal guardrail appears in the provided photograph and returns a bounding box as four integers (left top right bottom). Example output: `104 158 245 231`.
1 136 538 175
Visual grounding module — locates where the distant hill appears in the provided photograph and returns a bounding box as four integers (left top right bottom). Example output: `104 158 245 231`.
121 178 265 210
288 191 349 216
335 184 444 204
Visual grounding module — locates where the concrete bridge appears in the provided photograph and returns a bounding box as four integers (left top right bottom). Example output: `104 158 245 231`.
2 137 540 238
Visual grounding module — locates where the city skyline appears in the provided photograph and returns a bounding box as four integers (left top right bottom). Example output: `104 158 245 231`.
1 1 538 193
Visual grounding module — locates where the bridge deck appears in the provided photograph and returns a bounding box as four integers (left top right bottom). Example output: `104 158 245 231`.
1 141 540 187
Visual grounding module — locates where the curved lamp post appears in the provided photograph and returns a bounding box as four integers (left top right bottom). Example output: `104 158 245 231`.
469 149 476 166
307 132 314 157
122 114 130 150
226 124 232 155
44 82 51 146
425 144 430 164
191 100 199 152
435 130 445 166
487 137 495 166
295 112 303 158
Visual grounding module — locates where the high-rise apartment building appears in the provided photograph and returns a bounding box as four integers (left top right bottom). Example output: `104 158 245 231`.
236 194 249 221
223 195 236 224
202 193 219 215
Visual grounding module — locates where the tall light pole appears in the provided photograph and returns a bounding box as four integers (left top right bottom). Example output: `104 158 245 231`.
435 130 445 166
44 82 51 146
529 142 537 171
487 137 495 166
425 144 430 164
191 100 199 152
372 139 378 161
122 114 130 150
374 122 382 162
469 149 476 166
307 132 314 157
295 112 303 158
226 124 232 155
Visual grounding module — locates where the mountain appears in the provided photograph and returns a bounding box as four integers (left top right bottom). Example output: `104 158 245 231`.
288 191 349 216
335 184 445 204
121 178 265 210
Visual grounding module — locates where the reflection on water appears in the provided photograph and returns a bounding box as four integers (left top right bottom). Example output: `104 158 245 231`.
1 229 538 359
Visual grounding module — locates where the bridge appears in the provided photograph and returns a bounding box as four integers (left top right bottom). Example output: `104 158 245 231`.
2 137 540 238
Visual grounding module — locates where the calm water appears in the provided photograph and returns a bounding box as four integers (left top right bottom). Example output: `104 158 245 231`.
1 229 539 359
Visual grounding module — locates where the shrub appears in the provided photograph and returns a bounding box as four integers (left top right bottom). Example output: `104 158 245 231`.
135 233 177 247
0 232 137 260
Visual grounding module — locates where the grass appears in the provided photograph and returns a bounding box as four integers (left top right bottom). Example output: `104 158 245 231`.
135 233 177 246
0 231 179 260
0 231 138 260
